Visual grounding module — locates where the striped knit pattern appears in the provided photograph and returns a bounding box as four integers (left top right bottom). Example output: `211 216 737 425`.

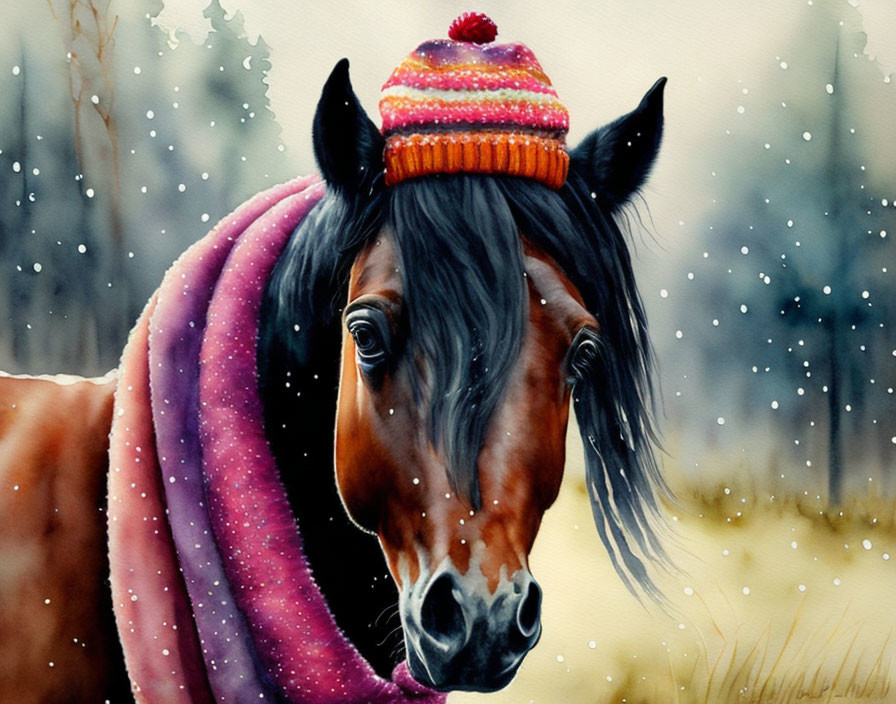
380 29 570 189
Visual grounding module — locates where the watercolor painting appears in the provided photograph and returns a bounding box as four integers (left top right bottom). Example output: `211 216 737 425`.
1 1 894 702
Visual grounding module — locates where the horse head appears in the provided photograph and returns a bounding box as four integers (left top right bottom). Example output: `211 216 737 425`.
260 57 668 692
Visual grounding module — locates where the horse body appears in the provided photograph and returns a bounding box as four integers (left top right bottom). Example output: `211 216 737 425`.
2 57 669 699
0 374 128 703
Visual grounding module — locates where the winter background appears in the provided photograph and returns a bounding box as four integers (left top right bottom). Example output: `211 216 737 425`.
3 0 895 701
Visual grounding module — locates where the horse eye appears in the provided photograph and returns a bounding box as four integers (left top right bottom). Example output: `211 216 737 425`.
565 327 601 384
346 309 391 375
353 325 378 353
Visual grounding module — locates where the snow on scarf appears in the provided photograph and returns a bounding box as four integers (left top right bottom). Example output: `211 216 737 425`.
107 175 445 704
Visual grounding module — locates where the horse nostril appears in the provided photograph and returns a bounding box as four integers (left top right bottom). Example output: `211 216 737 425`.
420 573 466 645
516 579 542 638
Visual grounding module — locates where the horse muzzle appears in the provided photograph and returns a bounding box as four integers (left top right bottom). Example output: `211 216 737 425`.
400 563 543 692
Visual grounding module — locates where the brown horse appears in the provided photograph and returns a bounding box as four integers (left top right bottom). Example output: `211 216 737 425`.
257 62 670 691
0 373 127 703
2 60 669 699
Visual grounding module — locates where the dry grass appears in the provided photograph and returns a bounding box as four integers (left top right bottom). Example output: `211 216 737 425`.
449 452 896 704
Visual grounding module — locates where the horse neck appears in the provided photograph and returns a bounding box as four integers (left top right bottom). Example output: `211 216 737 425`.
256 296 402 677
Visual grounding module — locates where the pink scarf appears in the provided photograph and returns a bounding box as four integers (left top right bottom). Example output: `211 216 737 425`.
107 175 445 703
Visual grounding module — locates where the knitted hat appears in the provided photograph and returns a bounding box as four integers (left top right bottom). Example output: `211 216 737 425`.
380 13 569 189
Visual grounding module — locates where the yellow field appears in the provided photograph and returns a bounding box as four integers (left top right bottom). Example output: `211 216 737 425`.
451 453 896 704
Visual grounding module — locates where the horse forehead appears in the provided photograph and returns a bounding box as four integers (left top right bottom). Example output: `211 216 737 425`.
523 244 597 336
348 232 402 299
348 233 595 337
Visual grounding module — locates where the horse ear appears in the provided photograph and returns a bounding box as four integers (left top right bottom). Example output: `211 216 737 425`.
569 77 666 212
313 59 385 195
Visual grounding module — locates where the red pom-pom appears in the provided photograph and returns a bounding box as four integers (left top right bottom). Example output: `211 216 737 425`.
448 12 498 44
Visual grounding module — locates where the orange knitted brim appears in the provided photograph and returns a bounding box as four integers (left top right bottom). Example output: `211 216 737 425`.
384 132 569 190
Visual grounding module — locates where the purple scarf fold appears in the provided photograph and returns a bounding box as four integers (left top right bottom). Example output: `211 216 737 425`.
108 176 446 704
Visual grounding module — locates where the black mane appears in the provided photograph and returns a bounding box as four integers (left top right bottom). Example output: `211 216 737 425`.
387 177 529 508
257 170 668 675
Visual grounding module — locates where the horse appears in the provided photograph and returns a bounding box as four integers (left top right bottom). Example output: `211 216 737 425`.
255 60 670 692
0 372 129 703
0 58 669 700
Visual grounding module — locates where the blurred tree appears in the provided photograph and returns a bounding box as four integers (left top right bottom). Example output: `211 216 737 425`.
0 41 106 371
111 0 292 323
48 0 124 256
0 0 292 375
692 2 895 503
46 0 130 354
